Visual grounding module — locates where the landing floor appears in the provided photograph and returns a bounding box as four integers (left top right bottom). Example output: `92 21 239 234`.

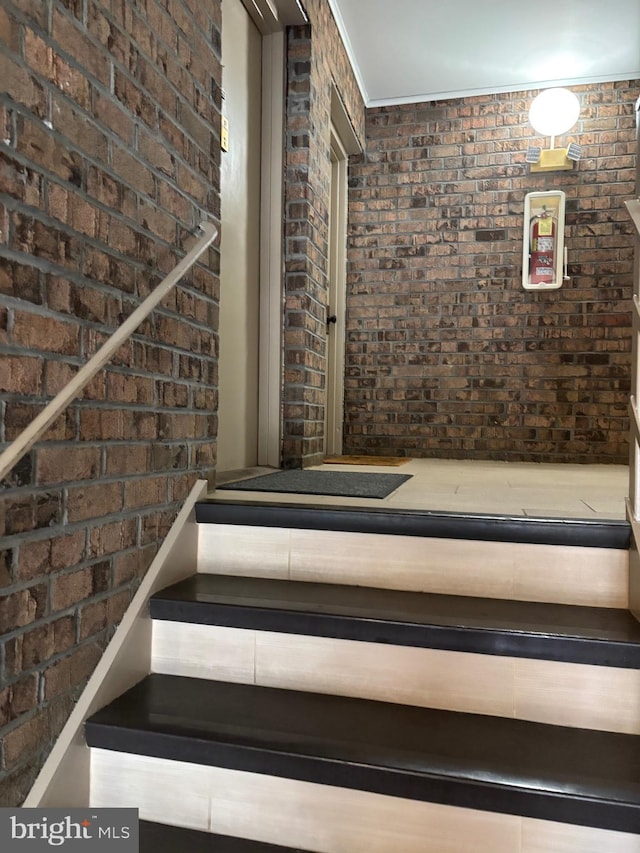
213 459 628 521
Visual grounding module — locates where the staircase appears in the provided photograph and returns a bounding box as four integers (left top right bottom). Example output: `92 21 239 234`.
83 499 640 852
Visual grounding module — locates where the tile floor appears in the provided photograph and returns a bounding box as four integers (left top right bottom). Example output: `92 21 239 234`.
213 458 629 520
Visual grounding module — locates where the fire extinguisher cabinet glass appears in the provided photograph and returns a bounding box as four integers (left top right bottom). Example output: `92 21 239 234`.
522 190 566 291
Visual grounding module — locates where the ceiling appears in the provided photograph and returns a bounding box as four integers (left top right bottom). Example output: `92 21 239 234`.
327 0 640 107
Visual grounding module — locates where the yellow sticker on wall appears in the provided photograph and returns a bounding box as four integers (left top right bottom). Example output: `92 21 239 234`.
537 217 553 236
221 116 229 152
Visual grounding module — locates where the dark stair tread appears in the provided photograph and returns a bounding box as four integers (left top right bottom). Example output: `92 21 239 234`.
195 499 630 549
87 674 640 834
139 821 309 852
150 573 640 668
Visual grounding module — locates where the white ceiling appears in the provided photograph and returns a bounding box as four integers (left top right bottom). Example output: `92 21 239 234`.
328 0 640 107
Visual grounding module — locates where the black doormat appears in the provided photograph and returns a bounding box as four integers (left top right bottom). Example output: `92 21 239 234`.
217 470 412 499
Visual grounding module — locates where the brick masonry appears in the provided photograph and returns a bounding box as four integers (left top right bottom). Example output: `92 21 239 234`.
0 0 636 810
0 0 221 805
282 0 364 468
345 81 639 462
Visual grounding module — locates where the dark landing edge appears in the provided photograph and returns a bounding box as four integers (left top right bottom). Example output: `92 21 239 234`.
195 500 630 549
87 675 640 835
139 822 309 852
150 574 640 669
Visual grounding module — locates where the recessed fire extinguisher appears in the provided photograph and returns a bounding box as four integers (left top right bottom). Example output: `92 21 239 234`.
522 190 568 291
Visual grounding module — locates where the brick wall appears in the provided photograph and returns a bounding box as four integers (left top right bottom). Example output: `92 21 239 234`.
282 0 364 468
0 0 221 805
345 81 639 462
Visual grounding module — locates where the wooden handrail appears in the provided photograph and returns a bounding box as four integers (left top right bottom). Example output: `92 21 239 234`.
0 221 218 483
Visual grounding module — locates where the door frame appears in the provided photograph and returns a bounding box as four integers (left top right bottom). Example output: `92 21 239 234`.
217 0 263 472
325 126 349 456
325 87 362 456
258 30 285 467
239 0 306 468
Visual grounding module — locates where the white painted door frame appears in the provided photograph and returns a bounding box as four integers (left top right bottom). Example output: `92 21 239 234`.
236 7 364 467
325 88 362 456
325 126 349 456
238 0 306 468
218 0 262 473
258 31 285 467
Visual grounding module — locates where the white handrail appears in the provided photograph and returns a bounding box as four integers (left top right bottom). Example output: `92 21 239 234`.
0 221 218 483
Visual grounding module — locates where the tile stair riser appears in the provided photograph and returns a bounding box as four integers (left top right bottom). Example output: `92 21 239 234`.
198 524 629 608
85 502 637 849
85 674 640 837
90 749 640 853
151 621 640 735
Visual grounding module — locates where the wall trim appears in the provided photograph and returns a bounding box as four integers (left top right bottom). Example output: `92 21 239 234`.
330 86 362 156
240 0 306 34
258 31 286 468
23 479 208 807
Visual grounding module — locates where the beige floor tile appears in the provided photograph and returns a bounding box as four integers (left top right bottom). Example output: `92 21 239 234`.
514 544 628 607
288 529 517 598
583 497 628 514
91 749 212 829
211 459 628 520
208 766 523 853
515 658 640 733
93 748 523 852
150 621 640 734
522 816 640 852
255 633 515 717
509 501 589 517
152 621 255 683
198 524 291 578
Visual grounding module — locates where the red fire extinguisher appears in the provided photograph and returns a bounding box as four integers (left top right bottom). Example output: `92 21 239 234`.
529 207 556 285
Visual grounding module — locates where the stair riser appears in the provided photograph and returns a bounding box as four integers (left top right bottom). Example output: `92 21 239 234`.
198 524 629 608
152 622 640 735
90 749 639 853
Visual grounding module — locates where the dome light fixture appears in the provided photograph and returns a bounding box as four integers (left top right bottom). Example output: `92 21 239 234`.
526 87 582 172
529 87 580 139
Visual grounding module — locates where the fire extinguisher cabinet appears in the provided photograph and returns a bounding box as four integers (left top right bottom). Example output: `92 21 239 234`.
522 190 566 291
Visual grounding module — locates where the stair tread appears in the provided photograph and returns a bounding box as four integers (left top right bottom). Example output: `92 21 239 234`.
87 674 640 833
150 573 640 667
196 500 630 548
139 821 309 852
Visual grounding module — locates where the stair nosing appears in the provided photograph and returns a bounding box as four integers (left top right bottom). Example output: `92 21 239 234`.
195 500 630 549
150 575 640 669
86 674 640 835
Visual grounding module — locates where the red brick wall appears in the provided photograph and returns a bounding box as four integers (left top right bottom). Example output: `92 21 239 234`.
345 81 638 462
282 0 365 468
0 0 221 805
